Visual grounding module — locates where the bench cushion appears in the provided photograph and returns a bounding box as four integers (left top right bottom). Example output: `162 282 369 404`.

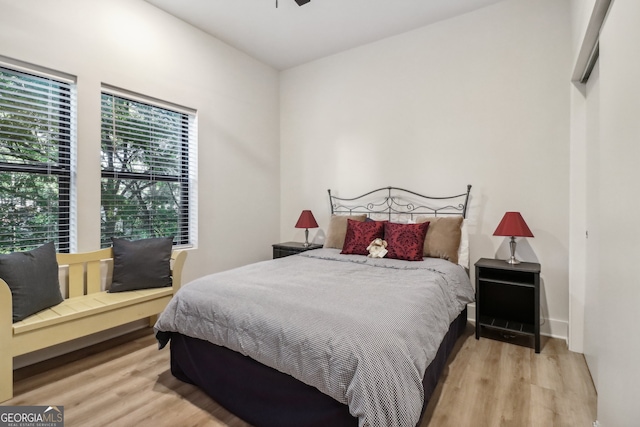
0 242 63 323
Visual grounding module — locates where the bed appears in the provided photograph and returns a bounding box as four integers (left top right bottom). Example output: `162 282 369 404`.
155 185 474 427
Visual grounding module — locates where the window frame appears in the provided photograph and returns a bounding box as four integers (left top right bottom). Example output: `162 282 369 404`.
99 88 196 248
0 63 75 253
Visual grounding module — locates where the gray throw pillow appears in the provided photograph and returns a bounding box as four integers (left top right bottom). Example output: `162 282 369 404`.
0 242 63 323
109 237 173 293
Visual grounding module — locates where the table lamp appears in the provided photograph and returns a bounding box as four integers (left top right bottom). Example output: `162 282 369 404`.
295 210 318 247
493 212 534 264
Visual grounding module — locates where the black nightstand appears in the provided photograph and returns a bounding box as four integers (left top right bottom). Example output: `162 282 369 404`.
475 258 541 353
272 241 323 259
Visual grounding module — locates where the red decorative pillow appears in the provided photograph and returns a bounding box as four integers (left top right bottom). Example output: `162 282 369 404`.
384 222 430 261
341 219 386 255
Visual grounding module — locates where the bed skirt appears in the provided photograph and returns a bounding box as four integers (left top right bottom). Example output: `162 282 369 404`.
168 306 467 427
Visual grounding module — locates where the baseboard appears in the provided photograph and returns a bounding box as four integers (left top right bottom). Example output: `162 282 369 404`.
466 303 568 342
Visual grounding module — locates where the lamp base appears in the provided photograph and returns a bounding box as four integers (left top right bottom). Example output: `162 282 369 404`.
303 228 310 247
505 236 521 264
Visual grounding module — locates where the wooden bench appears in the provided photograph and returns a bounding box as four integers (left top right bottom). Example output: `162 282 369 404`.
0 247 187 402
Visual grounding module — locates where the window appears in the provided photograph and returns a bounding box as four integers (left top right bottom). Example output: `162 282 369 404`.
100 89 196 248
0 66 75 253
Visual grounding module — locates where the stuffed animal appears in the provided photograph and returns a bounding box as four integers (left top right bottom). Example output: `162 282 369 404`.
367 238 388 258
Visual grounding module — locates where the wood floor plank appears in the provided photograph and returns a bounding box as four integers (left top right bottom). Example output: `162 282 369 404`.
6 325 596 427
529 384 597 427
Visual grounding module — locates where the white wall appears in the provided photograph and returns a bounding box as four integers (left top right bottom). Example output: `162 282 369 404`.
281 0 571 338
594 0 640 423
0 0 281 283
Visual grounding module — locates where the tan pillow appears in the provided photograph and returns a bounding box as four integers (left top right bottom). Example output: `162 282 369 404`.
417 216 463 264
323 214 367 249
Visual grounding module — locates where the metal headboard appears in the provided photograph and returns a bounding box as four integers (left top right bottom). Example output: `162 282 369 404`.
328 185 472 221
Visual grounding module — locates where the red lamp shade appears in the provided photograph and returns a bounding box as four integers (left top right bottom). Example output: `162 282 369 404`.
493 212 534 237
295 210 318 229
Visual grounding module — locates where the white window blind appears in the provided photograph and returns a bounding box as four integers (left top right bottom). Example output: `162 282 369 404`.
100 90 196 247
0 66 76 253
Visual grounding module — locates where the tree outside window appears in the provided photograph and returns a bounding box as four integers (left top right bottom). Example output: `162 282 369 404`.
0 67 73 253
100 93 193 247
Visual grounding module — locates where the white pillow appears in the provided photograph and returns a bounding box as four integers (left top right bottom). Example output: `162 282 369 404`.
457 219 469 269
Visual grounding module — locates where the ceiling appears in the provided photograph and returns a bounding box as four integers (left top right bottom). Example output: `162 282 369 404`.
145 0 505 70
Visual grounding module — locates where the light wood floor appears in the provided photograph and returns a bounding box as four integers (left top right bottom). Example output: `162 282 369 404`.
6 325 596 427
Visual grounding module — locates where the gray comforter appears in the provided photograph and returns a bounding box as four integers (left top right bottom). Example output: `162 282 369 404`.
155 248 475 427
